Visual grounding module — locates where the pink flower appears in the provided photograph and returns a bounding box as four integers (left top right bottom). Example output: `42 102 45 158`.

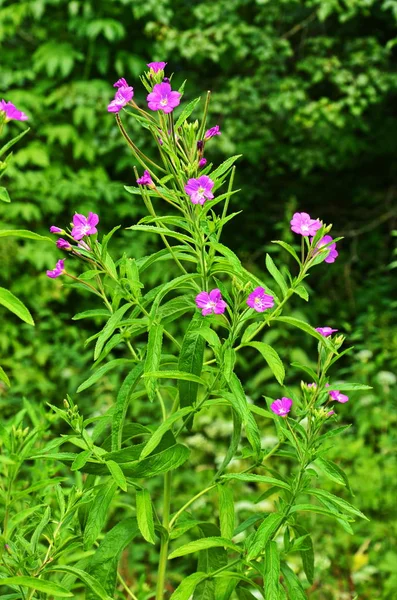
205 125 221 140
147 82 181 114
137 170 154 186
327 410 336 416
185 175 214 205
329 390 349 404
195 289 227 316
114 78 129 88
199 158 207 168
271 397 292 417
71 212 99 241
311 235 338 263
147 62 167 73
315 327 338 337
49 226 63 234
0 100 28 122
46 259 66 279
246 287 274 312
56 238 72 250
290 212 321 237
107 81 134 113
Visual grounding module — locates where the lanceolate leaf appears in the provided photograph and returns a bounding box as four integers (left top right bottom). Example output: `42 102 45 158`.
170 572 207 600
0 577 72 597
218 484 235 539
77 358 133 393
247 513 283 561
87 518 139 598
144 324 164 402
275 316 335 350
264 541 280 600
136 488 156 544
178 314 206 428
265 254 288 297
140 407 194 458
45 566 113 600
112 363 144 451
221 473 291 491
94 304 132 360
293 525 314 584
280 562 307 600
245 342 285 385
225 374 261 457
306 488 368 520
84 481 117 549
168 537 242 559
0 287 34 325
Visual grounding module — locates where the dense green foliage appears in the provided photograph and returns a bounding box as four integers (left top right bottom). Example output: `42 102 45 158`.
1 0 396 598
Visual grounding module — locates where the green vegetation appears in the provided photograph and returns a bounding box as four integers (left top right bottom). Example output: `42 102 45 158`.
0 1 396 598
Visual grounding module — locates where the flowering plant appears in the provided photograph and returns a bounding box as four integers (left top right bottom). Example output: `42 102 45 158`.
0 66 370 599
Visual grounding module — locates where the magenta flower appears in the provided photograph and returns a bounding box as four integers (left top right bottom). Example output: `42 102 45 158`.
199 158 207 168
50 226 63 234
71 212 99 241
290 212 321 237
315 327 338 337
137 170 154 186
205 125 221 140
312 235 338 263
329 390 349 404
147 62 167 73
195 289 227 316
0 100 28 122
114 78 129 88
271 397 292 417
46 259 66 279
185 175 214 205
147 82 181 114
246 287 274 312
327 410 336 416
56 238 72 250
107 82 134 113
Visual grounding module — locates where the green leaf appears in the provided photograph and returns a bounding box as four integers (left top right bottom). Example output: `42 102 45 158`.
211 155 242 180
0 365 10 387
175 96 201 129
143 370 208 386
216 410 242 476
274 316 335 350
315 457 351 489
106 460 127 492
94 304 132 360
221 473 291 491
31 506 51 551
0 577 72 597
170 572 207 600
272 240 300 264
265 254 289 297
264 541 280 600
316 425 351 445
294 284 309 301
194 523 228 600
71 449 92 471
84 481 117 549
225 374 261 457
245 342 285 385
218 485 235 539
223 347 236 382
127 224 194 243
87 518 139 598
306 488 368 520
72 310 110 321
247 513 283 561
0 127 30 157
112 363 144 451
328 382 372 391
0 229 52 242
169 537 242 559
140 407 194 459
280 562 307 600
0 186 10 202
144 324 164 402
77 359 133 393
136 488 156 544
113 443 190 478
178 314 206 429
289 504 351 521
293 525 314 584
0 287 34 325
45 566 113 600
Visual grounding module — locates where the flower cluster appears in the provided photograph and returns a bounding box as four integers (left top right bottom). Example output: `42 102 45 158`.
195 285 275 316
290 211 338 263
0 99 28 122
107 79 134 114
47 212 99 278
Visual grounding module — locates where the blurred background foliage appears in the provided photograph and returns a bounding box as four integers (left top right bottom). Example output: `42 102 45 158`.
0 0 396 597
